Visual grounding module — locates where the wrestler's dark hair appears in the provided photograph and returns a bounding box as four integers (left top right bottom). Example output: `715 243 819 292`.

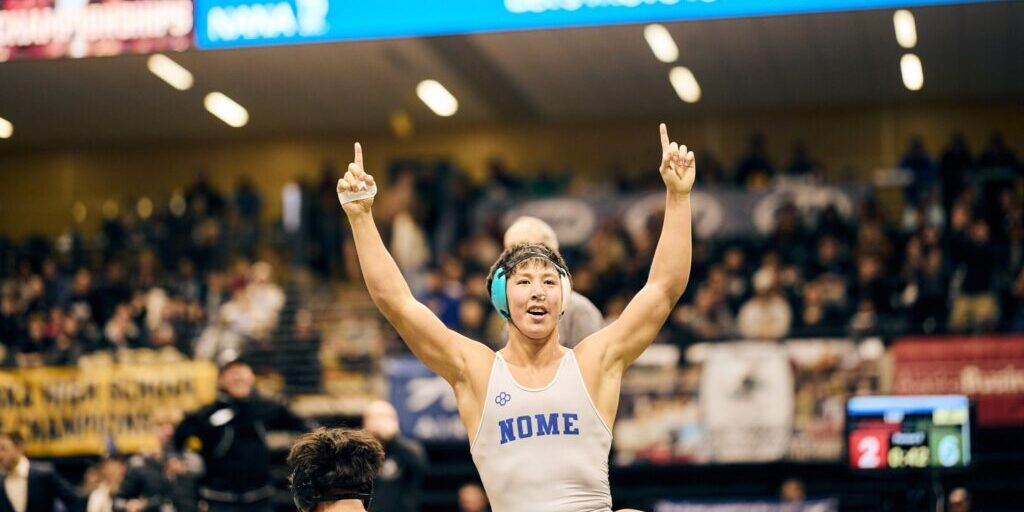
486 243 571 296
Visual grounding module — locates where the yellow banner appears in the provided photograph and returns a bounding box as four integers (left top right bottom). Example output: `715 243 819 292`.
0 362 217 456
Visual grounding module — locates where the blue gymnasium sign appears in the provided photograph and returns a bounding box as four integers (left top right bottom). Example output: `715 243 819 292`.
193 0 996 50
385 355 466 441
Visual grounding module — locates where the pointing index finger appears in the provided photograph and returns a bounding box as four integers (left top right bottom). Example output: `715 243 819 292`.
354 142 364 169
659 123 669 152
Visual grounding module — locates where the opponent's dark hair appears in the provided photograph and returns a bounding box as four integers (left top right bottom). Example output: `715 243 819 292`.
287 428 384 508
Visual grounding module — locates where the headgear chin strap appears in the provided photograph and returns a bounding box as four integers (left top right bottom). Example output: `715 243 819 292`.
291 466 373 512
489 250 572 320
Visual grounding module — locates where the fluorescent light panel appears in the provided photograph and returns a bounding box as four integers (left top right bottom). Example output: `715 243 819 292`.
901 54 924 91
204 92 249 127
893 10 917 49
669 66 701 103
416 80 458 117
147 54 194 91
644 24 679 63
0 116 11 139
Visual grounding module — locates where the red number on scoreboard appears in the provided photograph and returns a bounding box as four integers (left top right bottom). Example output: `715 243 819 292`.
850 430 890 469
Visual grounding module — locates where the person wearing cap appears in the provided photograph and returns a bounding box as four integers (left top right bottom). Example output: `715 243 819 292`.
503 216 603 348
172 359 311 512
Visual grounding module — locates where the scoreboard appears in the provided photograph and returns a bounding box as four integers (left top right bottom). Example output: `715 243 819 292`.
847 395 971 470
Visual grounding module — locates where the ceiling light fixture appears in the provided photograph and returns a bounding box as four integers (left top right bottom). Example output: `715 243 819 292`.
147 54 194 91
416 80 459 117
893 10 917 49
644 24 679 63
204 92 249 127
900 53 924 91
669 66 701 103
0 116 12 139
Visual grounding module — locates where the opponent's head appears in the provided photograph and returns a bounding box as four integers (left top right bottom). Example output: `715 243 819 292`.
487 244 571 340
288 427 384 512
504 216 559 252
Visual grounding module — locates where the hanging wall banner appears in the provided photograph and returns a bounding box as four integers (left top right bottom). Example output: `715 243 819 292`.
385 355 466 441
0 361 217 456
0 0 193 61
192 0 999 50
892 334 1024 427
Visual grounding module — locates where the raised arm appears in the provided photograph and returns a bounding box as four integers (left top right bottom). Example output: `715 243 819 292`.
338 143 485 384
585 124 694 372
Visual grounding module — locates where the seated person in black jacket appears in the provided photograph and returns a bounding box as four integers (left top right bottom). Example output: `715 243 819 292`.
117 409 202 512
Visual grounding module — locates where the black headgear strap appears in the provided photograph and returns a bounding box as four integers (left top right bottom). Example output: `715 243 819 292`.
291 466 373 512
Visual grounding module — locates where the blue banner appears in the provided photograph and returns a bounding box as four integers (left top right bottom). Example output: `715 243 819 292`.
193 0 996 50
385 356 466 441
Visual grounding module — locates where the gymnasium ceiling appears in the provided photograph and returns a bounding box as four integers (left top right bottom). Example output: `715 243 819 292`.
0 0 1021 150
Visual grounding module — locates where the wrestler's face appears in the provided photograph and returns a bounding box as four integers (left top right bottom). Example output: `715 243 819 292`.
507 260 562 341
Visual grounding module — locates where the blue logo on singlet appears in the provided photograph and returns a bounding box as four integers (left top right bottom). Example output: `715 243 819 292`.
498 412 580 444
495 392 512 406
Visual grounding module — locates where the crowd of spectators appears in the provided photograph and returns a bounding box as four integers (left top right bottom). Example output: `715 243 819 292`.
0 174 285 369
367 132 1023 355
1 131 1021 369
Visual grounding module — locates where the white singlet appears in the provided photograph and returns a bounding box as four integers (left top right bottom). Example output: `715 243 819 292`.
470 350 613 512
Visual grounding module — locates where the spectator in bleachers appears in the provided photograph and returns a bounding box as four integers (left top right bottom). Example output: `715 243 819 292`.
118 408 202 512
282 308 323 396
946 487 972 512
793 280 845 337
15 312 49 368
314 165 345 278
771 202 813 268
362 401 428 512
737 269 791 340
940 133 973 212
906 249 950 334
854 219 894 268
851 254 896 316
784 141 819 177
734 133 774 189
457 298 491 347
668 284 735 346
418 267 460 329
85 458 125 512
719 247 750 313
382 169 431 296
457 483 490 512
0 431 83 512
779 477 806 504
694 149 727 187
900 136 937 202
978 132 1019 169
816 203 854 246
233 177 262 260
950 219 1000 331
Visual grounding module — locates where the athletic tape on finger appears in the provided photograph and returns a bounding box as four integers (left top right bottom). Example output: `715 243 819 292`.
338 183 378 206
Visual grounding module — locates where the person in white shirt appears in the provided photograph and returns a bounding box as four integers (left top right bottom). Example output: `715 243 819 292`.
737 269 793 340
0 431 82 512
